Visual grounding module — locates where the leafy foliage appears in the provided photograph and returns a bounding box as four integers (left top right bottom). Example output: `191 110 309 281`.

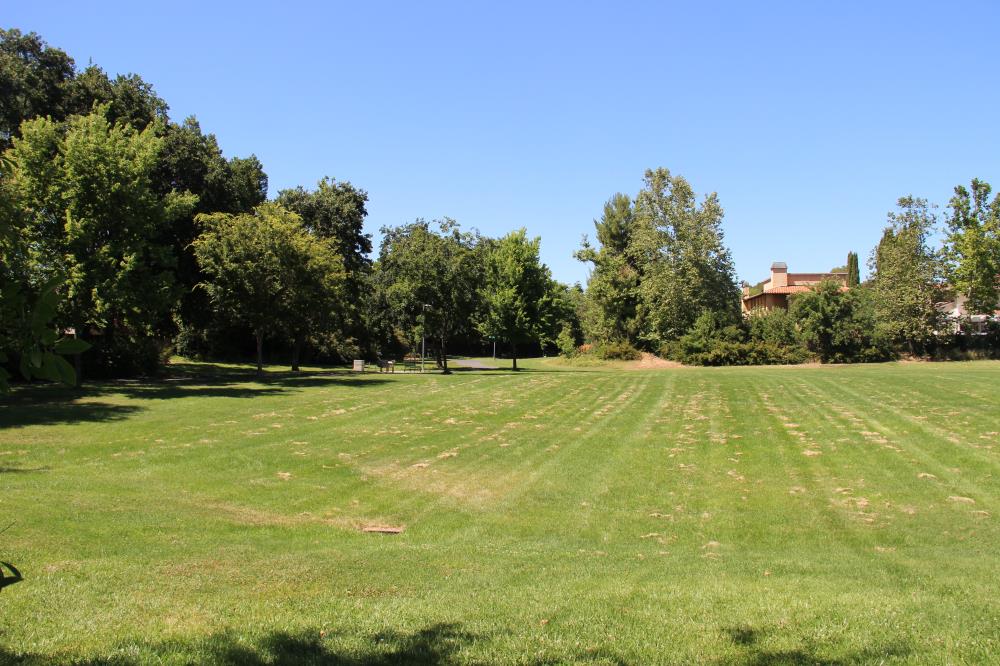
790 281 892 363
869 197 943 352
193 204 345 373
944 179 1000 315
479 229 552 369
372 220 481 373
577 169 740 349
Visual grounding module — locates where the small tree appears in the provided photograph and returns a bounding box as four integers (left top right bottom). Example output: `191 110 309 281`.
479 229 551 370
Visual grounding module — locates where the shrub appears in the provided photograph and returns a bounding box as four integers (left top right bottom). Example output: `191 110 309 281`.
664 311 811 366
597 340 642 360
747 308 800 347
556 325 579 358
790 282 894 363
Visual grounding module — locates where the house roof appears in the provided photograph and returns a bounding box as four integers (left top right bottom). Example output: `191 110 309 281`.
759 286 813 295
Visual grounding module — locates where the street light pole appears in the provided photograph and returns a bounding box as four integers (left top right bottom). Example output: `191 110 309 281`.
421 304 430 373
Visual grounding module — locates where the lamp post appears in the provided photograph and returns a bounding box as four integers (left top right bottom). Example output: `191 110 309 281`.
421 304 430 373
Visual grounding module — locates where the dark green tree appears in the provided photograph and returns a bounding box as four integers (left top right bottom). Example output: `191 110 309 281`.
575 192 641 344
790 281 889 363
0 28 75 149
846 251 860 287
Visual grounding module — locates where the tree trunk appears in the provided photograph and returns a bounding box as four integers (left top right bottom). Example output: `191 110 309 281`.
255 330 264 375
512 341 518 371
440 336 450 374
73 325 84 387
291 335 303 372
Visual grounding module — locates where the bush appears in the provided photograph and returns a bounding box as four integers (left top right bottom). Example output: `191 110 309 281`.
84 333 168 378
747 308 800 347
556 325 579 358
663 311 811 366
790 282 894 363
597 340 642 360
664 338 810 366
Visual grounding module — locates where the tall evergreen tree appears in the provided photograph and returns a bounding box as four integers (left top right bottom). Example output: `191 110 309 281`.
846 251 860 287
574 192 640 344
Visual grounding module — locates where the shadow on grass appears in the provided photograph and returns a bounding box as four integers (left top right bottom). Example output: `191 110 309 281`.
0 561 22 591
0 623 917 665
0 624 471 665
0 362 392 428
720 625 911 665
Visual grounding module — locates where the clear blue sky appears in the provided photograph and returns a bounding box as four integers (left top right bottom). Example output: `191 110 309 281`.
8 1 1000 285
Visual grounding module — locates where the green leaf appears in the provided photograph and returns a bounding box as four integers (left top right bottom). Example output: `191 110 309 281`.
29 349 42 369
54 337 91 355
30 290 58 331
52 353 77 386
36 353 62 382
41 329 58 346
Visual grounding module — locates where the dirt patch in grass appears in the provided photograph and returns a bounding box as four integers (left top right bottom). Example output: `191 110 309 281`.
627 353 684 370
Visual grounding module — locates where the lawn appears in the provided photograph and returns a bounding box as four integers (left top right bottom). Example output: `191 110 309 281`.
1 359 998 664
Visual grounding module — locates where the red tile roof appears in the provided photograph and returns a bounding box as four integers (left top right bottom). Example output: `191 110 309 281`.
760 286 813 295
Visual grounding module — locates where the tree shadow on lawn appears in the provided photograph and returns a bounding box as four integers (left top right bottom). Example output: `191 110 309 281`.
0 363 390 428
720 625 912 665
0 623 634 665
0 623 916 665
0 624 473 665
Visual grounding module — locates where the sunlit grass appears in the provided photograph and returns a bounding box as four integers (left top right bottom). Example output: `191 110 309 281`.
1 359 999 663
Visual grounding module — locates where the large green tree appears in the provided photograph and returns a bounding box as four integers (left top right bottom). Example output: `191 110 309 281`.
6 108 195 375
193 203 339 374
479 229 551 370
944 179 1000 315
632 168 740 345
374 219 480 373
869 197 943 353
277 177 370 354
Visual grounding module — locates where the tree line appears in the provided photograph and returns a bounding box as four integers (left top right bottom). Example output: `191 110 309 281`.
2 28 998 390
574 185 998 366
0 29 581 384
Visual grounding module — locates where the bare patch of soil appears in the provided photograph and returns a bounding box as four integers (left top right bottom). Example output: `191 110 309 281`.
629 353 684 370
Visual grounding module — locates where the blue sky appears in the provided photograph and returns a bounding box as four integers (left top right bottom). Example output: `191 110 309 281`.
8 1 1000 285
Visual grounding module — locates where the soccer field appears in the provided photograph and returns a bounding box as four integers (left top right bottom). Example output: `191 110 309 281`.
2 359 998 664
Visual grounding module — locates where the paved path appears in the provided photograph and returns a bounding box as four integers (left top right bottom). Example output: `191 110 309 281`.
451 358 500 370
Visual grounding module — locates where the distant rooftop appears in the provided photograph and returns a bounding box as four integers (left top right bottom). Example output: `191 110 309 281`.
771 261 787 270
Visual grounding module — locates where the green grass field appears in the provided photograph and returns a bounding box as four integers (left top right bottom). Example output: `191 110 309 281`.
2 359 999 664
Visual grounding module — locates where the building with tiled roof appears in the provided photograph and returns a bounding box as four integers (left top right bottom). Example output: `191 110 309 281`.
741 262 848 313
